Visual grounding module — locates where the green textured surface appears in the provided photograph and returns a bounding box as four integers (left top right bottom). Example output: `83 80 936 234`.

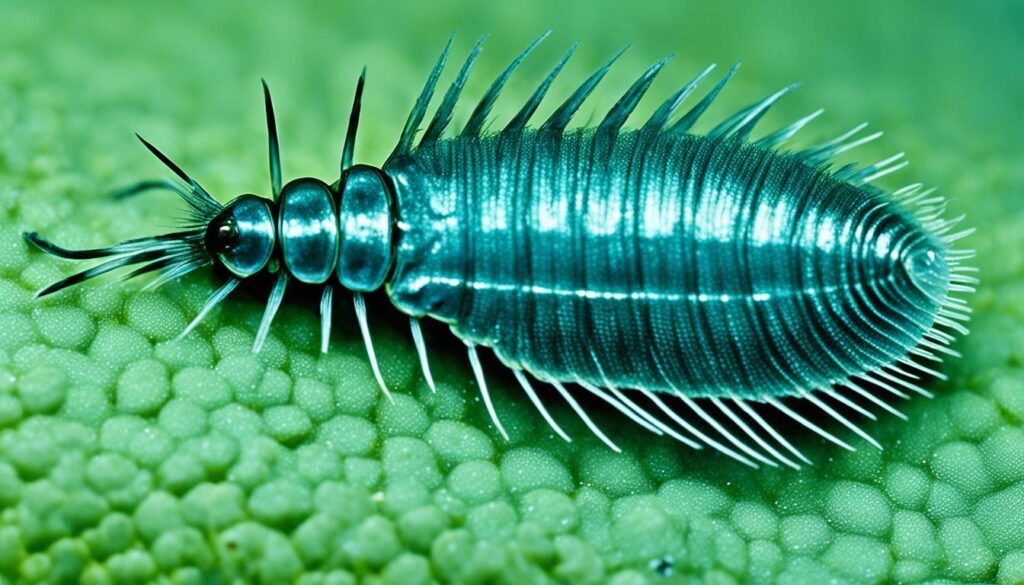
0 1 1022 583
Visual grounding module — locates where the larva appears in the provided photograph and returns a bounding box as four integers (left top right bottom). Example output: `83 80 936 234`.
25 33 975 468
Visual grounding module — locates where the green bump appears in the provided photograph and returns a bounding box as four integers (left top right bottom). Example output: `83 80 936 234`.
99 415 145 453
0 281 29 312
381 478 431 516
515 522 555 565
991 372 1024 422
237 367 290 408
152 527 214 571
974 483 1024 554
49 538 90 584
553 534 605 585
981 426 1024 485
264 405 313 444
0 393 23 427
0 462 24 507
171 367 232 410
939 517 996 580
448 460 502 505
215 355 268 400
382 437 442 489
126 293 187 341
318 414 378 456
821 534 892 582
0 313 37 352
892 559 932 583
382 553 431 585
429 529 474 582
885 463 931 510
580 449 651 498
0 526 25 571
63 490 110 532
108 549 158 583
249 478 313 528
78 287 122 319
209 403 263 440
294 377 335 422
17 365 67 413
21 551 53 582
998 551 1024 585
398 505 449 554
129 423 175 468
730 501 778 540
60 384 112 426
925 481 969 520
159 399 208 439
155 337 214 370
32 305 94 349
931 441 993 497
181 483 246 530
520 489 578 535
315 481 374 525
0 229 30 276
948 392 1001 440
158 453 208 494
344 515 402 569
890 510 941 562
134 491 185 543
467 500 518 539
659 477 733 520
184 432 239 473
116 359 170 415
426 420 495 465
500 448 572 494
85 453 139 494
89 324 151 368
377 393 430 437
296 444 342 483
420 381 468 421
611 495 681 564
210 326 254 359
748 539 783 583
332 355 381 416
50 348 116 391
344 457 383 489
825 480 892 536
83 512 135 559
292 513 340 565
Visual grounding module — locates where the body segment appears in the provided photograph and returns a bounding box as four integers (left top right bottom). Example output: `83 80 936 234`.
385 130 948 398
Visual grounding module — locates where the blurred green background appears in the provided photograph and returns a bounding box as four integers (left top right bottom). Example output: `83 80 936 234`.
1 0 1023 583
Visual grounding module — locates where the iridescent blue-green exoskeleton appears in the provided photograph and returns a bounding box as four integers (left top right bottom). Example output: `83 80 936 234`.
25 33 975 468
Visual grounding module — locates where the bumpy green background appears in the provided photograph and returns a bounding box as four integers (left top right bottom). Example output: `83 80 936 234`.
1 1 1022 583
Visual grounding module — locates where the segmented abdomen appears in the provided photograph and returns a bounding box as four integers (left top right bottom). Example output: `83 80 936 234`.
384 129 947 398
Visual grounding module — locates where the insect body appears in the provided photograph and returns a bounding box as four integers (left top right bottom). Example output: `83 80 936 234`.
25 33 975 468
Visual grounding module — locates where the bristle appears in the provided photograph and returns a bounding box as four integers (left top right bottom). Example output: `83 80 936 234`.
463 31 550 137
541 45 629 134
597 55 673 135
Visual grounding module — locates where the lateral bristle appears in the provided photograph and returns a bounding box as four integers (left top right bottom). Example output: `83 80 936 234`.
754 108 823 148
393 34 453 158
668 61 740 135
463 31 550 138
422 35 488 144
597 55 673 135
643 64 716 133
541 45 629 134
506 42 578 133
706 84 797 142
710 397 801 469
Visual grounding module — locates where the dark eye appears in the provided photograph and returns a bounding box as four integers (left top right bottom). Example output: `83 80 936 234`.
215 221 239 251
